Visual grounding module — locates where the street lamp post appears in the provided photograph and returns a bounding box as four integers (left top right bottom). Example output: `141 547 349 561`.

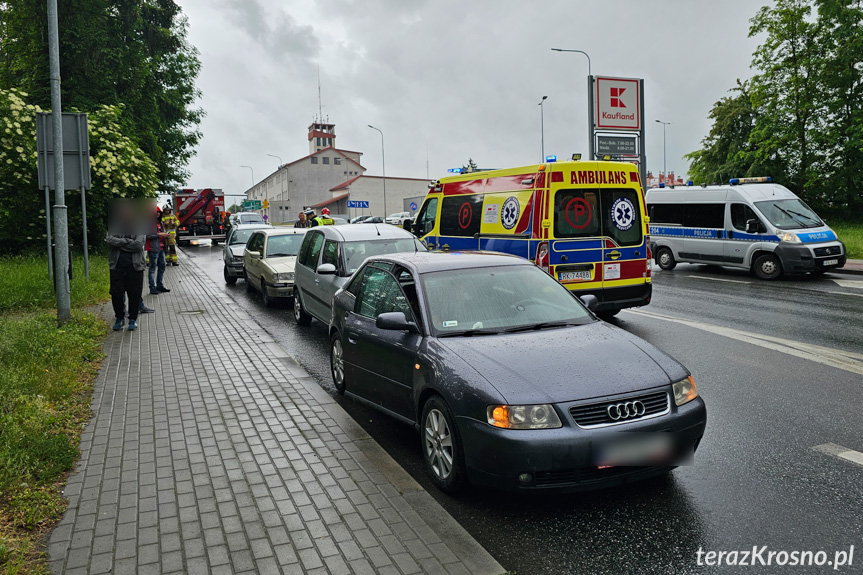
240 165 255 212
655 120 671 182
367 125 386 216
266 153 283 169
551 48 592 158
539 96 548 161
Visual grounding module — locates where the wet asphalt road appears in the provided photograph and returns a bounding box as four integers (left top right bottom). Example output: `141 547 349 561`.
180 245 863 574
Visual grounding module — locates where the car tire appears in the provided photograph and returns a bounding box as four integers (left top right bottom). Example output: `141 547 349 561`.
656 247 676 270
753 253 783 280
224 265 237 285
261 279 274 307
245 270 254 292
330 332 347 395
293 291 312 326
421 395 466 494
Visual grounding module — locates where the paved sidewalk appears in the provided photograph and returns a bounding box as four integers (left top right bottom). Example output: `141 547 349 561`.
47 257 503 575
835 258 863 276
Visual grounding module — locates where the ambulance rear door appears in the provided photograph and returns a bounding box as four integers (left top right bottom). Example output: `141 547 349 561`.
599 171 648 291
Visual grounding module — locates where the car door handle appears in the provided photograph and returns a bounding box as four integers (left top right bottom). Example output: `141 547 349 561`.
347 332 359 344
314 277 320 284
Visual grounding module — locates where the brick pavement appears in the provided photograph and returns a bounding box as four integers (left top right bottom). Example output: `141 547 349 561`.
47 256 503 575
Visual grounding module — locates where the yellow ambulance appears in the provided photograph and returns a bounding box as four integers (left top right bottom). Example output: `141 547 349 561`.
411 158 651 317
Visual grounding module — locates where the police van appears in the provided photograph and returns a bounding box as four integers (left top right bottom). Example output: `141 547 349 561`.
646 177 846 279
412 158 652 317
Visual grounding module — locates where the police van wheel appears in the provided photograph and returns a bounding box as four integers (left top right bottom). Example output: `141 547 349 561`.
656 247 676 270
753 254 783 280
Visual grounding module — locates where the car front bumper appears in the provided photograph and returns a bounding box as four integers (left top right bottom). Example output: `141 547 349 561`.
225 261 244 277
264 282 294 299
774 241 846 273
456 396 706 492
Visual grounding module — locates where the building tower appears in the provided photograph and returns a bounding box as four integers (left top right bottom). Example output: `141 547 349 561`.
308 122 336 154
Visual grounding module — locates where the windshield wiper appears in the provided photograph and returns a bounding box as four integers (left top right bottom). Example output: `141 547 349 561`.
438 328 502 337
787 209 821 226
504 321 571 333
771 203 808 228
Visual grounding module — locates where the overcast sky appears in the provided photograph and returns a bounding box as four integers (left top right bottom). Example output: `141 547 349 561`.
178 0 764 197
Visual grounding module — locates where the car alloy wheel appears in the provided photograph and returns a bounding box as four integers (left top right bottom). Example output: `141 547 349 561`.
330 334 346 394
224 265 237 285
293 292 312 326
425 409 454 480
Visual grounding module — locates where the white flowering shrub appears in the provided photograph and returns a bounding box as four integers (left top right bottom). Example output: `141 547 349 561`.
0 89 159 253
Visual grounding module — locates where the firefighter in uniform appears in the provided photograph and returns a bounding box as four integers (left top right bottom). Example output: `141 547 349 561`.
162 207 180 266
312 207 335 227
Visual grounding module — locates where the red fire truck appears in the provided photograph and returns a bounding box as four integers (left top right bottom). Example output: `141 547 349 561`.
172 188 226 245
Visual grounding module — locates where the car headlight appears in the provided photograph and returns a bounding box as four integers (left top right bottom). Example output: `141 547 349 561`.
231 254 243 263
273 272 294 282
776 230 800 243
487 404 562 429
672 376 699 406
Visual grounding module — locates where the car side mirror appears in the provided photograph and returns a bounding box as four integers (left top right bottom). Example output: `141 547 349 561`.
247 251 261 259
579 294 599 311
317 263 337 275
376 311 418 333
745 219 760 234
333 290 355 311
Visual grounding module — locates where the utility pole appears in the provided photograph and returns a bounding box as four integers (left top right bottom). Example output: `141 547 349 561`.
368 125 386 216
48 0 71 325
539 96 548 161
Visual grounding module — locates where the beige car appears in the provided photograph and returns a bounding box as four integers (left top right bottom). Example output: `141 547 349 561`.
243 228 308 307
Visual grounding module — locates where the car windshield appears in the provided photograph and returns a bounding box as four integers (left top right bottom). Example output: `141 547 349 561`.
343 238 426 274
266 234 304 257
229 229 258 245
754 199 824 229
421 265 594 336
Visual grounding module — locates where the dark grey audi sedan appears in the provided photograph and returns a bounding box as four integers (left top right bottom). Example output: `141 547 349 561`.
329 252 706 493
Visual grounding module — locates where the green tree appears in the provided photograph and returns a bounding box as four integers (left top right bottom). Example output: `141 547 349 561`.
685 81 784 185
461 158 479 173
0 0 203 191
0 88 158 254
815 0 863 208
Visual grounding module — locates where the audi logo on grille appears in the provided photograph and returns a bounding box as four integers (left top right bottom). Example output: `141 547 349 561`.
607 401 646 421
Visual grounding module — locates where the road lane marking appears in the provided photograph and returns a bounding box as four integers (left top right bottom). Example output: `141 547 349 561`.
685 275 751 284
831 279 863 289
812 443 863 467
623 309 863 376
825 290 863 298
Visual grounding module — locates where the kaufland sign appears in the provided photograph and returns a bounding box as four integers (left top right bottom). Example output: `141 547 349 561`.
594 76 641 131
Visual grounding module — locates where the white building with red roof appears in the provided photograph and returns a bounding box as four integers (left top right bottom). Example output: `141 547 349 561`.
244 122 428 223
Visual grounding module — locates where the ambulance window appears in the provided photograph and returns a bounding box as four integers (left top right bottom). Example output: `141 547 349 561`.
415 198 439 236
602 189 643 247
553 189 600 239
731 204 760 231
440 195 482 237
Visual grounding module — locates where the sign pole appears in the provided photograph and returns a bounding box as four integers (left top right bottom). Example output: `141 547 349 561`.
638 79 647 188
44 186 53 280
47 0 71 325
78 115 89 280
588 75 595 160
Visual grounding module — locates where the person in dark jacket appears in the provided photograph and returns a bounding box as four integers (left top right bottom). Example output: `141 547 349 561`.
146 210 170 295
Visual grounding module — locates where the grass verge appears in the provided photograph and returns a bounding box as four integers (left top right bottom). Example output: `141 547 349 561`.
829 221 863 259
0 253 108 574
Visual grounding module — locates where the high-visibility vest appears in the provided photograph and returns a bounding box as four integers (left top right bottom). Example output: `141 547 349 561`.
314 216 335 226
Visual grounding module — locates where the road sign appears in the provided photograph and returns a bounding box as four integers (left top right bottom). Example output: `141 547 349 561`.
36 112 91 191
596 135 638 156
262 214 268 221
243 200 262 210
262 199 269 209
409 202 418 211
347 200 370 209
594 77 641 131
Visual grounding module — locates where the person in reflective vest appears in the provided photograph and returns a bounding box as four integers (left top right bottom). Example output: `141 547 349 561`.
161 207 180 265
313 207 335 226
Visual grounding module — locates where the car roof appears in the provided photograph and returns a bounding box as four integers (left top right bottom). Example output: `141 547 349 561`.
234 223 273 230
310 224 415 241
255 227 309 236
368 251 531 274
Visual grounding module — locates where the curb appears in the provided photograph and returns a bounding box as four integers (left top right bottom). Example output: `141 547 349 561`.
186 250 506 575
832 267 863 276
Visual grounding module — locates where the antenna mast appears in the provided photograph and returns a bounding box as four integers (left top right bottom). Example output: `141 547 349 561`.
317 65 323 123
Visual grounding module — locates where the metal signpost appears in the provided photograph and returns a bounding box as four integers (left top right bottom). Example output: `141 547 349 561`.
588 76 647 186
37 112 91 279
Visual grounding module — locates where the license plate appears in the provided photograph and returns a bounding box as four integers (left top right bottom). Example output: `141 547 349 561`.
822 259 839 266
559 270 592 281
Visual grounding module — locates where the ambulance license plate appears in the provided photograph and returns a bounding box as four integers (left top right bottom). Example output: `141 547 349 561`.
559 271 592 281
822 259 838 266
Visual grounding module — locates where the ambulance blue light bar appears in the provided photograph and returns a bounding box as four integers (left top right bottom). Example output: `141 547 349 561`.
729 176 772 185
447 168 463 173
545 155 557 162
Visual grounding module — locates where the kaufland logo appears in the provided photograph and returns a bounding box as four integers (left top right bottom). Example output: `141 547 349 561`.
605 88 634 120
596 77 640 128
610 87 626 108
